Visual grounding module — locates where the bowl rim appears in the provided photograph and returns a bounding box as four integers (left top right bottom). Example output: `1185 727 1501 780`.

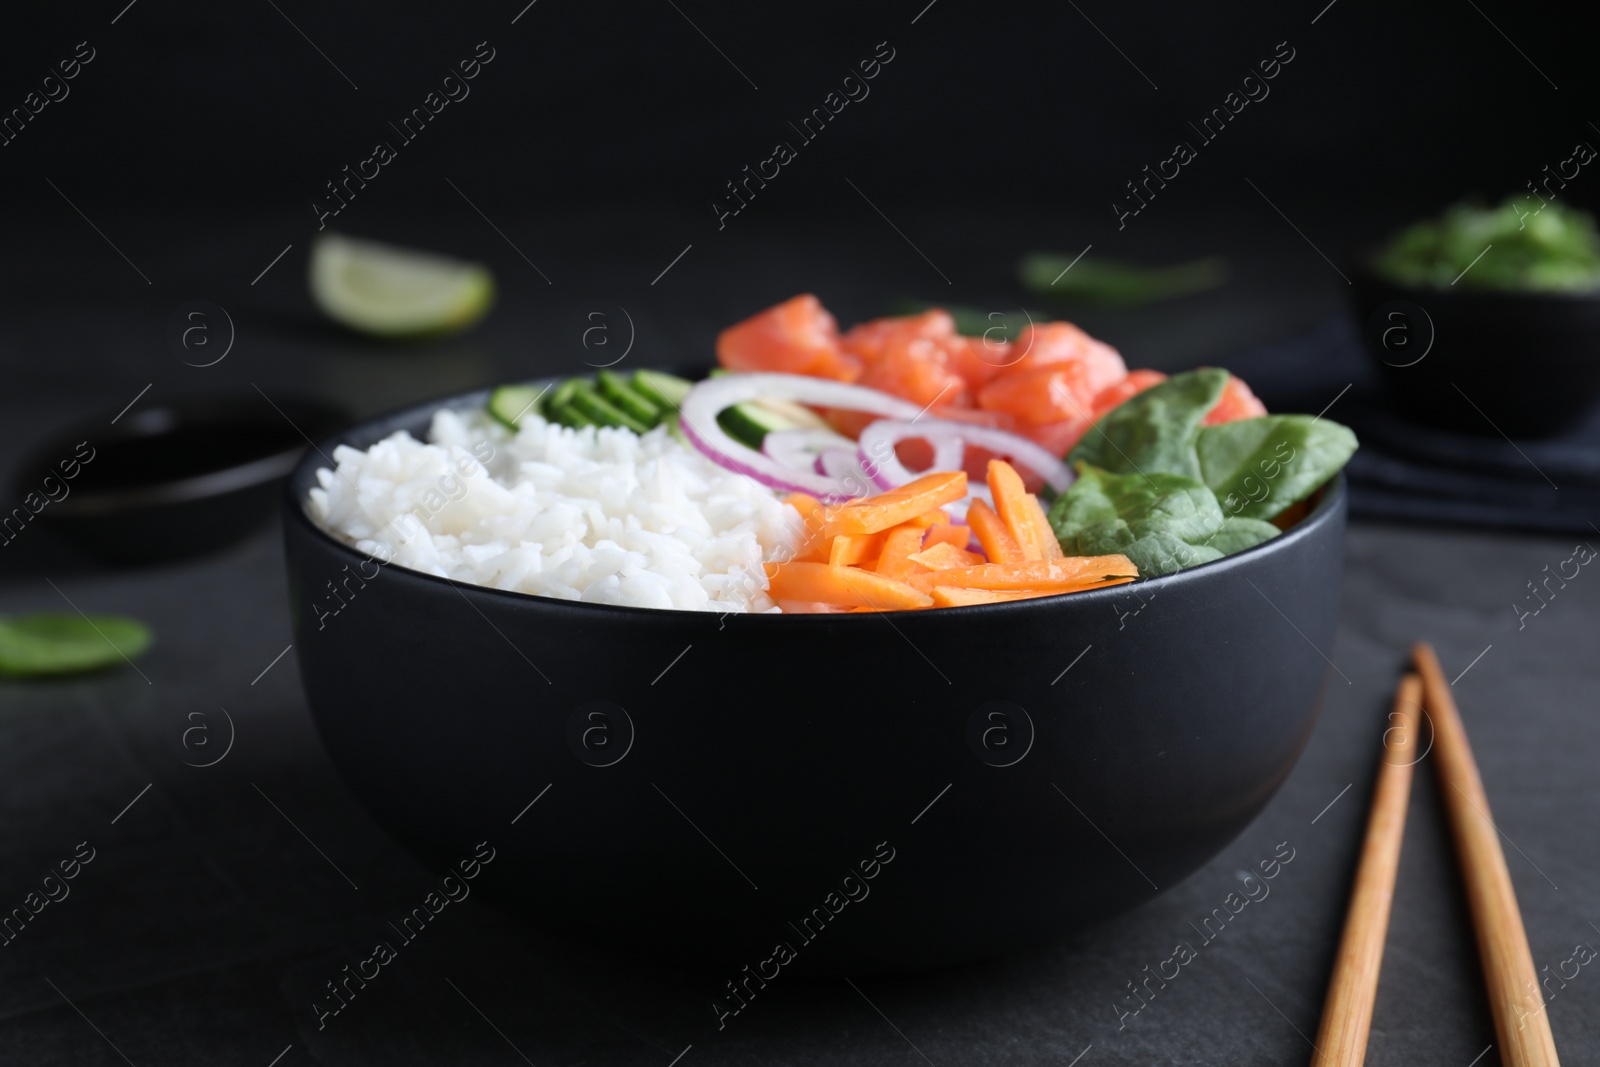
284 378 1347 624
22 394 347 518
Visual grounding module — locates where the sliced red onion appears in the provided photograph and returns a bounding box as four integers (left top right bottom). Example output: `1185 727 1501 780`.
856 418 1076 494
816 447 876 497
763 427 854 472
679 373 922 500
856 421 967 490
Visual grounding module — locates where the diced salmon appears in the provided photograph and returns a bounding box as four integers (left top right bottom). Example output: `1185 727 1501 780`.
1014 417 1093 456
717 294 861 382
941 334 1008 389
840 309 955 364
1090 369 1167 420
977 362 1105 425
1203 373 1268 424
1001 323 1127 391
858 334 971 409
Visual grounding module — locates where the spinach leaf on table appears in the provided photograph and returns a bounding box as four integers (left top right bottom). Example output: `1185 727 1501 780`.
1018 254 1229 306
1068 368 1227 479
1048 464 1279 577
0 613 152 678
1195 415 1359 521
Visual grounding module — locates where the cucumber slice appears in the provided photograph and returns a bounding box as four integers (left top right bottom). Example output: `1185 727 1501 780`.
310 233 494 337
597 370 665 426
548 400 595 428
569 382 651 434
749 396 832 431
716 401 802 449
546 378 580 414
631 370 693 411
487 385 545 430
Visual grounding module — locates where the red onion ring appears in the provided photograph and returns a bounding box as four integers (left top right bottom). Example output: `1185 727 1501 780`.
679 374 922 500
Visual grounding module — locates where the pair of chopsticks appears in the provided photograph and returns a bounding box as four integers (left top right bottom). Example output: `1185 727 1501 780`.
1309 643 1560 1067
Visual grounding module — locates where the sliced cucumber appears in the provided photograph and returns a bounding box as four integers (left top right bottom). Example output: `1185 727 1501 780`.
749 396 832 431
487 385 546 430
597 369 665 425
632 370 693 411
546 378 580 415
569 382 651 434
548 401 595 428
717 401 804 449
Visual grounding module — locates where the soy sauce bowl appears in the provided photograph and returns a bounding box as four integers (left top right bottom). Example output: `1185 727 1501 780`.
282 381 1348 974
17 394 347 563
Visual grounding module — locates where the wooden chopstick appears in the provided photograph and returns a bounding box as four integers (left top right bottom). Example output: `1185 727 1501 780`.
1311 673 1423 1067
1414 641 1561 1067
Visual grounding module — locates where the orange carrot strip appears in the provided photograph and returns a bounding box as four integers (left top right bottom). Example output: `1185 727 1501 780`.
875 525 928 580
908 542 985 571
826 471 967 535
922 524 974 551
929 586 1044 607
987 460 1055 561
1027 495 1064 559
967 498 1028 564
767 562 934 610
907 556 1139 593
829 530 889 568
908 509 952 528
782 492 834 562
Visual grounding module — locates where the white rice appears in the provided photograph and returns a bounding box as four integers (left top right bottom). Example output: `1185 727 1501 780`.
308 409 802 612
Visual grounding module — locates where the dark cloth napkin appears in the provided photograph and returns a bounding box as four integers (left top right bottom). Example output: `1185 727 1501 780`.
1225 318 1600 535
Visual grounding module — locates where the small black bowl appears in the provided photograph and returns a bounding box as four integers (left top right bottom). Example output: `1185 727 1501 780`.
1352 266 1600 437
282 382 1347 974
14 394 347 563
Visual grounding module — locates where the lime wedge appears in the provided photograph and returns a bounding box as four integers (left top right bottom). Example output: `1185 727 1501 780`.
310 233 495 337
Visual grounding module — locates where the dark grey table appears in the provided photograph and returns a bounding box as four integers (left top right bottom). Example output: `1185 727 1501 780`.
3 208 1597 1065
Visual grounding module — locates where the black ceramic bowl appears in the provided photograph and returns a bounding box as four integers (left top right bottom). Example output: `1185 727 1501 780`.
1352 266 1600 437
283 382 1347 974
16 394 347 563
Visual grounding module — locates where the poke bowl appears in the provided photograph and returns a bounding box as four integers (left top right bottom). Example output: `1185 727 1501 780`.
282 298 1353 974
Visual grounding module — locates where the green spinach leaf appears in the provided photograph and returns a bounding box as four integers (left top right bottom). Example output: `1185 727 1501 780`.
1049 464 1245 577
0 613 152 678
1208 515 1283 554
1195 415 1358 520
1068 368 1228 478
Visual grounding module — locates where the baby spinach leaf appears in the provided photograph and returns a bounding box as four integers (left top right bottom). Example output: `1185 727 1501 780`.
0 613 152 678
1048 464 1284 577
1049 465 1230 577
1195 415 1358 521
1208 516 1282 555
1068 368 1227 478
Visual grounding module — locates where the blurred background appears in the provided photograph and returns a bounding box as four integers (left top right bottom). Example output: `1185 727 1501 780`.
2 0 1593 405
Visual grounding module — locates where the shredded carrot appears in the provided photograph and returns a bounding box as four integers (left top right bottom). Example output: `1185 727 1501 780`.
929 586 1042 607
829 530 889 568
966 498 1027 564
907 556 1138 593
875 525 928 580
766 561 933 610
987 460 1057 561
772 472 1134 612
825 471 967 535
908 542 985 571
907 509 952 528
922 524 973 551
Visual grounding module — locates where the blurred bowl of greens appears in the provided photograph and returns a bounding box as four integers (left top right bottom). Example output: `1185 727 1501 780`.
1354 198 1600 437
